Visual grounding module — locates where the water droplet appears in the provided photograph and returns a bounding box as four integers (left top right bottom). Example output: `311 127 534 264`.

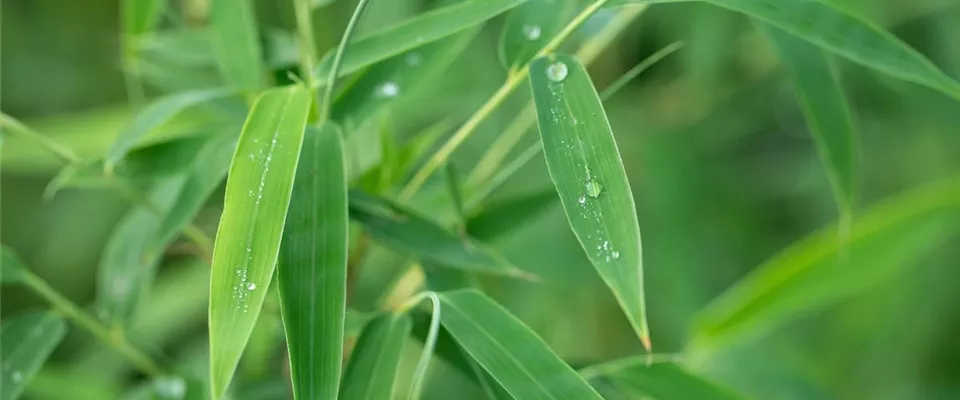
247 283 257 291
585 180 603 198
612 251 621 260
153 376 186 399
578 196 586 205
522 24 541 40
546 61 568 82
12 371 23 382
376 81 400 98
405 52 421 66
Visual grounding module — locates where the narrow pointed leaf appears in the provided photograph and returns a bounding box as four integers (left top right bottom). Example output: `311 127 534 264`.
762 23 857 215
498 0 578 70
439 289 605 400
339 313 412 400
1 246 27 284
208 86 312 399
617 0 960 100
693 177 960 349
278 123 349 400
314 0 527 83
105 87 237 171
98 176 187 325
529 54 649 347
1 311 68 400
581 359 746 400
210 0 264 92
348 191 535 279
149 129 239 256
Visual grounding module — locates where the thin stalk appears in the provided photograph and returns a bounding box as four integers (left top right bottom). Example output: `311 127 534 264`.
320 0 373 122
292 0 321 118
397 0 613 202
599 40 684 99
22 271 164 376
0 113 81 164
397 291 441 400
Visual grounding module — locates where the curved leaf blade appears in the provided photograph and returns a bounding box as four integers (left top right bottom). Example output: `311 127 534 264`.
1 311 68 400
529 54 649 348
339 313 412 400
278 123 349 400
210 0 264 92
439 289 605 400
581 359 746 400
208 86 312 399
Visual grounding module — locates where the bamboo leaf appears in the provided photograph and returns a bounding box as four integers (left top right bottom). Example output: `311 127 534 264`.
348 191 536 280
438 289 605 400
692 177 960 350
1 311 68 400
314 0 528 83
444 163 466 226
466 189 559 241
498 0 578 71
98 176 187 325
210 0 265 92
105 88 237 172
1 246 27 284
122 0 163 38
338 313 412 400
149 129 239 257
529 54 649 348
580 359 746 400
618 0 960 100
208 86 312 399
278 123 349 400
762 23 857 215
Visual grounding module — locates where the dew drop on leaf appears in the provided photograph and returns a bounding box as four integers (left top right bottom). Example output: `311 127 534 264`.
585 180 603 198
612 251 620 260
247 283 257 291
376 81 400 98
546 61 568 82
522 24 542 40
578 196 586 204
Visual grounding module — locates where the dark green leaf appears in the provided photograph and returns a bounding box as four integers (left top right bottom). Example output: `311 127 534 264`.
339 313 412 400
1 246 27 284
466 189 559 241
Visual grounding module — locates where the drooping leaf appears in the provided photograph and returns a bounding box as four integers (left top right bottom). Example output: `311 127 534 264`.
616 0 960 100
529 54 649 348
580 359 746 400
149 129 239 257
338 313 412 400
692 177 960 350
761 23 857 215
278 123 349 400
98 176 187 325
348 191 535 279
313 0 528 83
498 0 579 70
1 311 68 400
1 245 27 284
439 289 605 400
105 88 237 171
208 86 312 399
210 0 265 92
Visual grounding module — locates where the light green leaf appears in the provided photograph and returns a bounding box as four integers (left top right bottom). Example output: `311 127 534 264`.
762 23 857 215
339 313 412 400
529 54 649 348
580 359 746 400
618 0 960 100
1 245 27 284
208 86 312 399
314 0 528 83
278 123 349 400
149 129 239 257
210 0 265 92
439 289 605 400
105 88 237 172
98 176 187 325
348 191 536 280
1 311 68 400
122 0 163 37
692 177 960 350
498 0 578 71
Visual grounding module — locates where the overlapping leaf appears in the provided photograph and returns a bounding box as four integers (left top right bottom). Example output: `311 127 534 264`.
1 311 68 400
339 313 412 400
581 359 746 400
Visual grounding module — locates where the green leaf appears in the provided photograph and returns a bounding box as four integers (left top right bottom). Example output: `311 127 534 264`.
348 191 535 279
498 0 578 71
1 246 27 284
98 176 187 325
149 129 239 257
122 0 164 37
210 0 265 92
466 189 559 241
208 86 312 399
1 311 68 400
105 88 237 172
580 359 746 400
278 123 349 400
761 23 857 215
618 0 960 100
314 0 528 83
137 29 217 68
529 54 649 348
438 289 605 400
692 177 960 349
339 313 412 400
444 163 466 226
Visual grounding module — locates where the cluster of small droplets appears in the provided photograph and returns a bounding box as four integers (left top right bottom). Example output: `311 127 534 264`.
596 240 620 262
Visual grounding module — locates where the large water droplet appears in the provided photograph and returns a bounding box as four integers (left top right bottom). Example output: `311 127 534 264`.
612 251 620 260
585 180 603 198
247 283 257 291
376 81 400 98
546 61 568 82
522 24 542 40
578 196 586 205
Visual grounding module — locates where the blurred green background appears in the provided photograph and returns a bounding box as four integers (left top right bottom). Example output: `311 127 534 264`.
3 0 960 399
